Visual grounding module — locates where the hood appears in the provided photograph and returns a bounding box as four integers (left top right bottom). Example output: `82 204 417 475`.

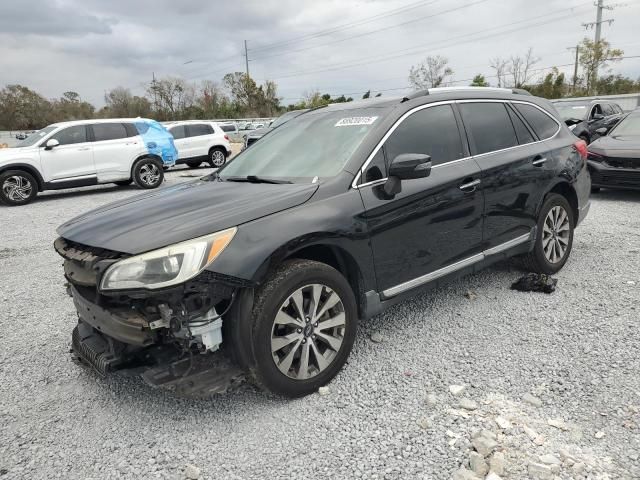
588 135 640 157
57 178 319 254
0 146 35 159
247 127 272 139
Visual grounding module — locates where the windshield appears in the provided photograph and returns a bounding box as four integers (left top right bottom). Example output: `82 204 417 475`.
15 126 57 147
553 103 588 121
219 107 384 182
270 110 306 129
610 114 640 137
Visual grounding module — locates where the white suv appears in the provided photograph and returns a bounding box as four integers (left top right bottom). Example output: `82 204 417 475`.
0 118 178 206
165 121 232 168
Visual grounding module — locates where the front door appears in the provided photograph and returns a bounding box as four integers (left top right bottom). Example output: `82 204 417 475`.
357 104 485 297
40 125 95 181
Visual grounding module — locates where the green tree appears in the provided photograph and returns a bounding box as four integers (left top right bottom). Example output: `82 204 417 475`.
0 84 53 129
470 74 489 87
578 38 624 95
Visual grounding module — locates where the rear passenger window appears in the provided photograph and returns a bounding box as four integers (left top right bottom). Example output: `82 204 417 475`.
51 125 87 145
384 105 464 166
92 123 128 142
513 103 559 140
187 124 214 137
506 106 535 144
601 104 614 116
169 125 186 139
459 102 518 155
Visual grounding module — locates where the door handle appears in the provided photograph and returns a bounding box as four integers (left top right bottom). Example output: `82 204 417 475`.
532 157 547 166
77 147 91 151
459 179 481 192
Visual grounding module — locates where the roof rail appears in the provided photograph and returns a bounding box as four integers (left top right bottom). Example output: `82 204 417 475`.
401 89 430 103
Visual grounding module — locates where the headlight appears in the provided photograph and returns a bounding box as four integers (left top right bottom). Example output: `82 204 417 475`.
100 227 237 291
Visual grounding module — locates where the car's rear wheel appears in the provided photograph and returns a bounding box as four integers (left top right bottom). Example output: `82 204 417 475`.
247 259 358 397
186 160 202 168
133 158 164 189
0 170 38 206
209 147 227 168
520 193 574 274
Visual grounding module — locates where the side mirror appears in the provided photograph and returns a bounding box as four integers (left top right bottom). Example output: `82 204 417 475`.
382 153 431 197
44 138 59 150
595 127 608 136
389 153 432 180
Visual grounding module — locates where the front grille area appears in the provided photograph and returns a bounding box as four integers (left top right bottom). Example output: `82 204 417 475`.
604 156 640 169
593 169 640 187
54 237 127 288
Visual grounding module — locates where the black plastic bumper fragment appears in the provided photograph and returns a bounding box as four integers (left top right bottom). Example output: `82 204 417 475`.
71 321 126 375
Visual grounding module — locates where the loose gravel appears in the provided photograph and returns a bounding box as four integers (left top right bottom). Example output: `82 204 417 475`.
1 173 639 479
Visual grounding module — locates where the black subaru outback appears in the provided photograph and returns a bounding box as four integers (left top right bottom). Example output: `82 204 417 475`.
56 87 591 398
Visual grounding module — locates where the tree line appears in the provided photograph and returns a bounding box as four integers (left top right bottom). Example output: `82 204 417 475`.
1 37 638 130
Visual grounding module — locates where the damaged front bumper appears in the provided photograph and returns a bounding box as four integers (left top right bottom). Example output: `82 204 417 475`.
56 237 248 396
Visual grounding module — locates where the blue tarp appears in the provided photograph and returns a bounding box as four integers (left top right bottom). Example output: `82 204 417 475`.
134 119 178 165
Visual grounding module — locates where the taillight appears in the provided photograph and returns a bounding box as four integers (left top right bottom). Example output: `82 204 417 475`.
573 140 588 162
224 134 230 141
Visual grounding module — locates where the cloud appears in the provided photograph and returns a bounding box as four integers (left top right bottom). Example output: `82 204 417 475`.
0 0 638 106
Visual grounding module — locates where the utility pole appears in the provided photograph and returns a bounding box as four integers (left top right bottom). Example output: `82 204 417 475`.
567 46 580 94
582 0 616 94
244 40 250 78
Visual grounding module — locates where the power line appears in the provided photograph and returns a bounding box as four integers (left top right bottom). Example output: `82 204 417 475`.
251 0 488 62
248 0 442 54
267 4 594 81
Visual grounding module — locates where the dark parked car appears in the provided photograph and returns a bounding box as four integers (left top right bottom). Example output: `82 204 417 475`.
55 87 590 398
587 109 640 191
243 109 309 149
553 99 624 144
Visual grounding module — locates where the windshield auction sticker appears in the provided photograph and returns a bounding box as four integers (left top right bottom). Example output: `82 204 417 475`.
335 116 378 127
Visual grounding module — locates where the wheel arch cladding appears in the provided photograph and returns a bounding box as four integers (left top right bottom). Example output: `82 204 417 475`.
547 182 579 223
134 120 178 165
283 244 367 319
0 164 44 191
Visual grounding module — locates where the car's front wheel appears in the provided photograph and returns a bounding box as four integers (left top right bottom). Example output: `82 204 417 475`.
133 158 164 189
209 147 227 168
247 260 358 397
0 170 38 206
521 193 574 274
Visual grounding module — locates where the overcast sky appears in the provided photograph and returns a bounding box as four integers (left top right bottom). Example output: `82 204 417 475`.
1 0 639 106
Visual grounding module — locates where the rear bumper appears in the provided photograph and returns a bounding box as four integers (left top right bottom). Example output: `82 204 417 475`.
588 161 640 190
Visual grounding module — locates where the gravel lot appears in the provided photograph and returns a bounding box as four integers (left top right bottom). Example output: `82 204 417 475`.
0 168 639 479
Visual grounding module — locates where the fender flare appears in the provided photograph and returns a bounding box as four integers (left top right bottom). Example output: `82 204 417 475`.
0 163 45 191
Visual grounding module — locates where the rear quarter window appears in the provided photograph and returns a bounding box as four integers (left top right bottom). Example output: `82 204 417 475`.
513 103 559 140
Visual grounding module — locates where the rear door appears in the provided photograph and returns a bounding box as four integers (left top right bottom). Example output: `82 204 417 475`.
90 122 139 180
358 103 485 297
168 124 190 159
459 101 552 250
40 125 95 181
186 123 215 158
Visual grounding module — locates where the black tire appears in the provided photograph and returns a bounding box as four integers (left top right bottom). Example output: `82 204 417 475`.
114 179 133 186
209 147 227 168
579 134 590 145
132 157 164 189
186 161 202 168
0 170 38 206
520 193 574 274
591 186 601 193
244 259 358 398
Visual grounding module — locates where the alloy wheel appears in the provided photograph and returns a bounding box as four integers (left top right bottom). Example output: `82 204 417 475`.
139 163 160 186
542 205 570 264
211 150 225 167
2 175 32 202
271 284 346 380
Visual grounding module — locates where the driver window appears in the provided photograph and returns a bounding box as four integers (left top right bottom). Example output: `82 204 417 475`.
590 104 602 119
50 125 87 146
